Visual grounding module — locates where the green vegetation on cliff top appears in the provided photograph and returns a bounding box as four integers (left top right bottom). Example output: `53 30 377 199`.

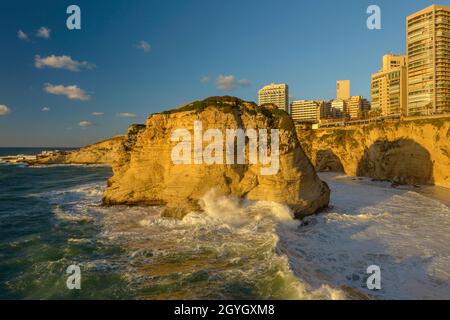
156 96 293 129
160 96 247 114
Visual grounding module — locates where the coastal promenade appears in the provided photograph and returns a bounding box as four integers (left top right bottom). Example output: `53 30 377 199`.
304 114 450 130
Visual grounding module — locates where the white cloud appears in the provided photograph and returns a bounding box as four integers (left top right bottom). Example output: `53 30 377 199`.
216 75 250 91
0 105 11 116
237 79 250 86
200 75 210 83
44 83 91 101
35 55 95 72
42 106 50 112
36 26 51 39
117 112 137 118
17 30 29 41
92 112 104 116
79 121 93 128
136 41 151 53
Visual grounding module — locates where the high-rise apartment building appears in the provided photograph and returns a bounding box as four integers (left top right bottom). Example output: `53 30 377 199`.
331 99 346 119
336 80 351 100
362 98 371 115
319 101 332 119
258 83 289 113
371 54 407 116
382 54 407 71
407 4 450 115
290 100 320 122
347 96 371 119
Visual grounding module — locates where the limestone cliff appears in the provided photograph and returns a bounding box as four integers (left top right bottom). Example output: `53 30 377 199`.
29 125 145 165
297 117 450 188
65 135 126 164
103 96 330 218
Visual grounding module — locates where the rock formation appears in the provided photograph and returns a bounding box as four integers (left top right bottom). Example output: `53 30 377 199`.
28 131 141 166
102 96 330 218
297 117 450 188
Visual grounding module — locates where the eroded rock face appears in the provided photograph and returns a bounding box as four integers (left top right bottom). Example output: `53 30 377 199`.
357 139 433 185
102 97 330 218
297 117 450 187
29 135 128 165
316 149 345 173
28 125 147 166
63 135 128 164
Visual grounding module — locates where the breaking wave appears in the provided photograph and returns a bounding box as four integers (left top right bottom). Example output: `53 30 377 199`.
4 165 449 299
30 181 345 299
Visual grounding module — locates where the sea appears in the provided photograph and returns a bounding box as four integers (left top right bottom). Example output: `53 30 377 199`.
0 147 449 300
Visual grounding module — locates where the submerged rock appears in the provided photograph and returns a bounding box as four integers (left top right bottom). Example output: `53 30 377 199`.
102 96 330 218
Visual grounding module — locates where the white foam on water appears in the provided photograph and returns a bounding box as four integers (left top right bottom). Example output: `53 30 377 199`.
31 182 107 223
35 172 450 299
277 172 450 300
91 189 346 299
32 182 105 205
198 189 297 227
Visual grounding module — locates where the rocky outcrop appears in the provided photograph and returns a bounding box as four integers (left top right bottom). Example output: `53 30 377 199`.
28 125 145 166
103 96 330 218
64 136 126 164
297 117 450 188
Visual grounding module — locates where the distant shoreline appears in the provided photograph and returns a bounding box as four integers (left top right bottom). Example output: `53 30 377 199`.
0 147 79 149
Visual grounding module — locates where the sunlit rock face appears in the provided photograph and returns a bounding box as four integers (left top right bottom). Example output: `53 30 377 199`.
102 96 330 218
28 135 130 165
297 117 450 187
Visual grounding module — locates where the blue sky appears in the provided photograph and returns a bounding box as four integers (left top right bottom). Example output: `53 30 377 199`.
0 0 444 147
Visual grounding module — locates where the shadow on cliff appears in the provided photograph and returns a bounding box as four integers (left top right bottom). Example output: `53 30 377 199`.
315 149 345 173
356 139 434 186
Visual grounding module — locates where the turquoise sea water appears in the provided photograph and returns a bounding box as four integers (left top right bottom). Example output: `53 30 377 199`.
0 151 125 299
0 148 314 299
0 148 449 300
